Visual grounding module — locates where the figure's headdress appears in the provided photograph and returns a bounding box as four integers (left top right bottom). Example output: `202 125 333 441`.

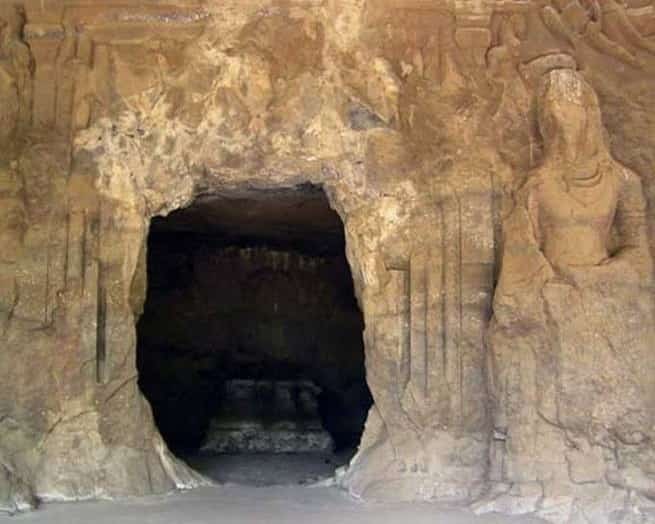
538 68 595 107
536 68 609 175
522 53 578 85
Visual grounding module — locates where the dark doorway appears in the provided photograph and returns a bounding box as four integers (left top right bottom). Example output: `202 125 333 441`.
136 184 372 485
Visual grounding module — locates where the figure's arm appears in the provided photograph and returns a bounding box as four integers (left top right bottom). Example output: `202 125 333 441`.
606 2 655 52
493 178 554 323
585 23 642 66
0 64 14 86
526 184 542 250
612 168 653 278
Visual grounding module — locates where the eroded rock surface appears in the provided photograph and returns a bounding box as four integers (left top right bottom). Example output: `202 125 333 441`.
0 0 654 522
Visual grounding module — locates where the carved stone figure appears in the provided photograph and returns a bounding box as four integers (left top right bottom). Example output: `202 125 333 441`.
0 20 19 145
483 68 655 519
529 70 650 273
0 6 32 141
541 0 655 66
487 14 535 170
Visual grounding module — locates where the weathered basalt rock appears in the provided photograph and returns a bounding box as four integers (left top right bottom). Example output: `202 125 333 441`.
0 1 654 522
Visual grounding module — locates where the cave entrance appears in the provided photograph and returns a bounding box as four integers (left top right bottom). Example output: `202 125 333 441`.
136 184 372 485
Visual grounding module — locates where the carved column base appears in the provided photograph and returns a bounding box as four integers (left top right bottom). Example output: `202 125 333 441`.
340 410 488 504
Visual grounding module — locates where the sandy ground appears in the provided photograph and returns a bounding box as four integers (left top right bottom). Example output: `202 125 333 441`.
0 454 546 523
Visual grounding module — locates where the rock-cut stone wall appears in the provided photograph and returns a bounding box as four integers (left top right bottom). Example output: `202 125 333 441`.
1 0 655 522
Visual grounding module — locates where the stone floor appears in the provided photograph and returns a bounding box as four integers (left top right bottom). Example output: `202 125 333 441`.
0 453 546 523
1 484 546 524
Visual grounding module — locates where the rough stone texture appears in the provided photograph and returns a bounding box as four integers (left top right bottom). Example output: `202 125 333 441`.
0 0 654 522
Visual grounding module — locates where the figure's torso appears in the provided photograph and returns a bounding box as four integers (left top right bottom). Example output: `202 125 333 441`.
532 169 620 268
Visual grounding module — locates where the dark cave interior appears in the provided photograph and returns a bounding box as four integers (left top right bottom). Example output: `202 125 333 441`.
136 185 372 470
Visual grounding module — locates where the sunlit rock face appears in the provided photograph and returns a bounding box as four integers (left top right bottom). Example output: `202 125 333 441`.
1 0 655 521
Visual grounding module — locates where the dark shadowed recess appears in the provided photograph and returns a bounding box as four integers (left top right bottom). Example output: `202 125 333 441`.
136 184 372 458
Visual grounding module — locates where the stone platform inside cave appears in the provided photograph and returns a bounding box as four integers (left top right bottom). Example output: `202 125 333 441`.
200 379 335 455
